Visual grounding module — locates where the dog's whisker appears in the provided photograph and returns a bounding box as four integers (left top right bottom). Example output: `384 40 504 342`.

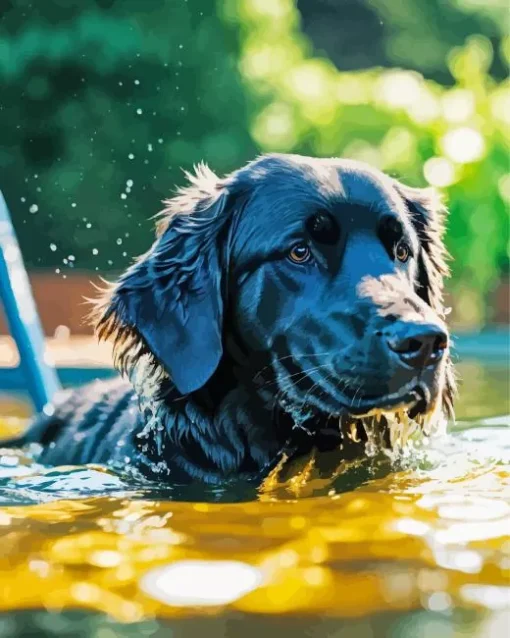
259 362 336 390
252 351 343 384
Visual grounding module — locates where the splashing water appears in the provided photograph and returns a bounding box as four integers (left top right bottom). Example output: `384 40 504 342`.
0 360 508 637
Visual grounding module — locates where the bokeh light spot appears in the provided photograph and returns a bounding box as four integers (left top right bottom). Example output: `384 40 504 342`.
139 560 263 607
441 127 486 164
424 157 456 187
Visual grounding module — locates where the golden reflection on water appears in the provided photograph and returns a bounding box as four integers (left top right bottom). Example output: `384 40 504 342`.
0 360 508 629
0 476 508 622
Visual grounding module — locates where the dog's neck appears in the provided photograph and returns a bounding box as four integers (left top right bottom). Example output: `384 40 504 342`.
127 352 295 483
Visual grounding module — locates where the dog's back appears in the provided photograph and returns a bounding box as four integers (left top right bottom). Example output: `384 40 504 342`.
5 377 141 467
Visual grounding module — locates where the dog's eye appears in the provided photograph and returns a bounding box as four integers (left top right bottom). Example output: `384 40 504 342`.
288 243 312 264
394 240 411 263
305 211 340 245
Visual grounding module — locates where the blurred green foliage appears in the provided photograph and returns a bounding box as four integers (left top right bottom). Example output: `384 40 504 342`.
1 0 256 272
1 0 509 327
298 0 508 84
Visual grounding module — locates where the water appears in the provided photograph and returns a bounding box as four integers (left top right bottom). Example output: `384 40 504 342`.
0 359 508 637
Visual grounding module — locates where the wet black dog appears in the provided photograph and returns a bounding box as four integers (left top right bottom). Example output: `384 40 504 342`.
9 154 455 484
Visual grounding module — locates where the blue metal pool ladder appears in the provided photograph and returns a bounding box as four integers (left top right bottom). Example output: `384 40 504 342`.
0 191 61 411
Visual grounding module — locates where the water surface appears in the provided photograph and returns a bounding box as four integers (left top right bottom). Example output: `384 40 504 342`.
0 359 508 637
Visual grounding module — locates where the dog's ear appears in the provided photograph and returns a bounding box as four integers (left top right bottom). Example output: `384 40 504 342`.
394 181 456 418
92 164 234 395
393 182 450 318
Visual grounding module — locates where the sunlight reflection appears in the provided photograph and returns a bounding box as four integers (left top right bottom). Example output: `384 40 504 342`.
252 103 297 150
288 63 331 101
0 413 509 620
441 126 486 164
392 518 430 537
426 591 452 612
460 585 510 610
139 560 264 607
418 494 510 521
432 547 483 574
436 519 510 544
423 157 456 187
377 71 422 108
441 89 475 123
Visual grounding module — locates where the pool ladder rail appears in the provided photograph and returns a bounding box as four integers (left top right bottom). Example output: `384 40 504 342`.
0 190 61 412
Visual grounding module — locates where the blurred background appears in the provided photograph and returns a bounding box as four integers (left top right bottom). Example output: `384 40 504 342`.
0 0 509 339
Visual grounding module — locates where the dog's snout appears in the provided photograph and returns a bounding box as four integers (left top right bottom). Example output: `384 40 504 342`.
386 324 448 369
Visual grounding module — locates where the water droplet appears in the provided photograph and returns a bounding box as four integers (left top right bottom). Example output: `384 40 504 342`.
29 204 38 214
42 403 55 416
92 248 99 256
136 108 143 115
134 79 140 85
20 197 26 202
86 223 92 229
158 138 163 144
68 255 75 261
71 202 77 208
121 193 127 200
126 179 133 187
128 153 135 160
116 238 123 245
50 243 57 252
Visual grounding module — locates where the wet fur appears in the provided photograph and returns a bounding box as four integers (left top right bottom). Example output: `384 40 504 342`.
6 154 456 484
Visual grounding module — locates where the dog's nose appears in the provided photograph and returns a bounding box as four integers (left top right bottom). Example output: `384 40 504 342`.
386 324 448 369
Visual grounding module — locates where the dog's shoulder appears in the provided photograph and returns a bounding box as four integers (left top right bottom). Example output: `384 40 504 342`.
18 376 140 465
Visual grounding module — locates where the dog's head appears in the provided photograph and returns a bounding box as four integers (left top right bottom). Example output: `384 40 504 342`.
93 154 455 444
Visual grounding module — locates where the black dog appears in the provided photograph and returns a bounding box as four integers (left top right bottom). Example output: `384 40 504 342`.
8 154 455 484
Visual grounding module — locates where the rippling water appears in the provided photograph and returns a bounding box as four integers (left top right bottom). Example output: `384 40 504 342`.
0 360 508 638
